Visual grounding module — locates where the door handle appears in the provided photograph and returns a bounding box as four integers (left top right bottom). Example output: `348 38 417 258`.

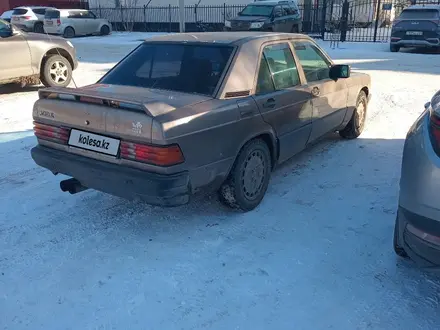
263 98 276 109
311 87 320 96
240 109 254 118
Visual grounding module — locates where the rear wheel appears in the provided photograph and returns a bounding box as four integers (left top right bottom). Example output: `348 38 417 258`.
100 25 110 36
290 24 299 33
63 27 75 38
34 22 44 33
390 44 400 52
218 139 272 212
40 54 72 88
394 214 409 258
339 91 367 139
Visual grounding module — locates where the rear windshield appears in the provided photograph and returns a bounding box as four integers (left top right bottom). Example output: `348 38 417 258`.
12 9 28 15
399 9 439 20
240 5 274 17
44 10 60 19
100 43 234 96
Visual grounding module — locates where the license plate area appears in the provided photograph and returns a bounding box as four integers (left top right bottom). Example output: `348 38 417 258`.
406 31 423 35
68 129 120 156
45 20 53 25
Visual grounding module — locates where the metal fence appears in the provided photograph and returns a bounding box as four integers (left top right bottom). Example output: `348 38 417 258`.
90 0 440 42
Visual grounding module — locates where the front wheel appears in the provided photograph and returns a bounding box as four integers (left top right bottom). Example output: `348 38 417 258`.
218 139 272 211
100 25 110 36
34 22 44 33
40 55 72 88
339 91 367 139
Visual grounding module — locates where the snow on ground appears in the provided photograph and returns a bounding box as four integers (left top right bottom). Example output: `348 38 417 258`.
0 33 440 330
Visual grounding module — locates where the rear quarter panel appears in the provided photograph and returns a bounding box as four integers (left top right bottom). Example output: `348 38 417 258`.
152 97 276 190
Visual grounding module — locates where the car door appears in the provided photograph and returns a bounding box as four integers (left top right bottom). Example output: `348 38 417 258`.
252 42 313 163
0 21 33 81
84 11 100 34
291 39 348 143
68 11 85 35
271 6 287 32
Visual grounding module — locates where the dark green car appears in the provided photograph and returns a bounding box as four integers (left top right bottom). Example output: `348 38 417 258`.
224 0 302 33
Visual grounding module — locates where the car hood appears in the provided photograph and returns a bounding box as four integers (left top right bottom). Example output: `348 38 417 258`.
41 84 214 117
231 16 268 22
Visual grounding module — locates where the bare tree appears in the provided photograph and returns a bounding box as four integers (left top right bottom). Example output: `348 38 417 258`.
120 0 140 32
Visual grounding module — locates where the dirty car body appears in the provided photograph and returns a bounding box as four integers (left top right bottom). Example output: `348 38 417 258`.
0 18 77 87
31 32 371 210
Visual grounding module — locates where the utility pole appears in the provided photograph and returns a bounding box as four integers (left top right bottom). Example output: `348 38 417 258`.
179 0 185 32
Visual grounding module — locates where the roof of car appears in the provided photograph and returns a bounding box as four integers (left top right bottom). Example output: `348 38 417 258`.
145 32 311 45
405 4 440 11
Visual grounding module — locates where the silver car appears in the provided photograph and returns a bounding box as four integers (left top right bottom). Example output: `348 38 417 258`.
11 6 55 33
394 90 440 267
43 9 111 38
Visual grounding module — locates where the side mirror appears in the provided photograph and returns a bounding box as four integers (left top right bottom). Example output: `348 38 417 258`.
0 24 13 38
329 64 350 80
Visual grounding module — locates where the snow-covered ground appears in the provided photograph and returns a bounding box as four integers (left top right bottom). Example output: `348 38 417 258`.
0 33 439 330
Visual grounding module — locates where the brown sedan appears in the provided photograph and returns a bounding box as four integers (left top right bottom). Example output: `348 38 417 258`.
31 32 371 211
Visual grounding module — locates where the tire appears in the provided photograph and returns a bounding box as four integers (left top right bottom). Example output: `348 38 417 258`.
394 214 409 258
63 27 75 39
390 44 400 52
290 24 299 33
40 54 72 88
34 22 44 33
100 25 110 36
339 91 367 139
218 139 272 212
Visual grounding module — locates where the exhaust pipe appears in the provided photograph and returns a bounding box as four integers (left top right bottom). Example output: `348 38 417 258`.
60 178 88 194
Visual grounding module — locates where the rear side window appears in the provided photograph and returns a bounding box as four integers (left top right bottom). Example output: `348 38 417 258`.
399 9 440 19
12 9 28 15
100 43 234 96
32 8 47 15
45 10 60 19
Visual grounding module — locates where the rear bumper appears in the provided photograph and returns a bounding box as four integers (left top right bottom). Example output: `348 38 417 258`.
390 38 440 47
396 206 440 267
31 145 191 207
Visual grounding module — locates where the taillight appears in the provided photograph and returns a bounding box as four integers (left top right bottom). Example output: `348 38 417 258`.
120 141 184 166
22 16 31 20
57 19 61 25
33 121 71 145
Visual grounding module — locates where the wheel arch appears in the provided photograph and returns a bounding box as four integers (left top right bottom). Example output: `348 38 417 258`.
235 130 278 172
39 48 74 73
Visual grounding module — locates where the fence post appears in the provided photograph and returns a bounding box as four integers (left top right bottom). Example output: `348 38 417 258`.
373 0 382 42
223 3 226 23
169 4 172 33
320 0 327 39
339 0 349 42
143 5 147 32
99 5 101 17
120 5 124 31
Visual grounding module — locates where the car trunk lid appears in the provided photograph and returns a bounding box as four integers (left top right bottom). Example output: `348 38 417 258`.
33 84 212 147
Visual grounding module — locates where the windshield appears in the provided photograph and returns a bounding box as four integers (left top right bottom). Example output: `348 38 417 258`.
100 43 234 96
240 5 274 17
399 9 439 19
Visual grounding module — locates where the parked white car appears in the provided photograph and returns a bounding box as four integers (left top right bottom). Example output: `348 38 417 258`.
11 6 55 33
43 9 111 38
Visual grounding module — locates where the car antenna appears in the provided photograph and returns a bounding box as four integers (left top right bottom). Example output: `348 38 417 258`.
42 14 78 88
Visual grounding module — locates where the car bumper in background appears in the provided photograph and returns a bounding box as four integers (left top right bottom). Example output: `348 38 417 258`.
31 145 191 207
396 206 440 267
43 26 62 35
391 37 440 48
